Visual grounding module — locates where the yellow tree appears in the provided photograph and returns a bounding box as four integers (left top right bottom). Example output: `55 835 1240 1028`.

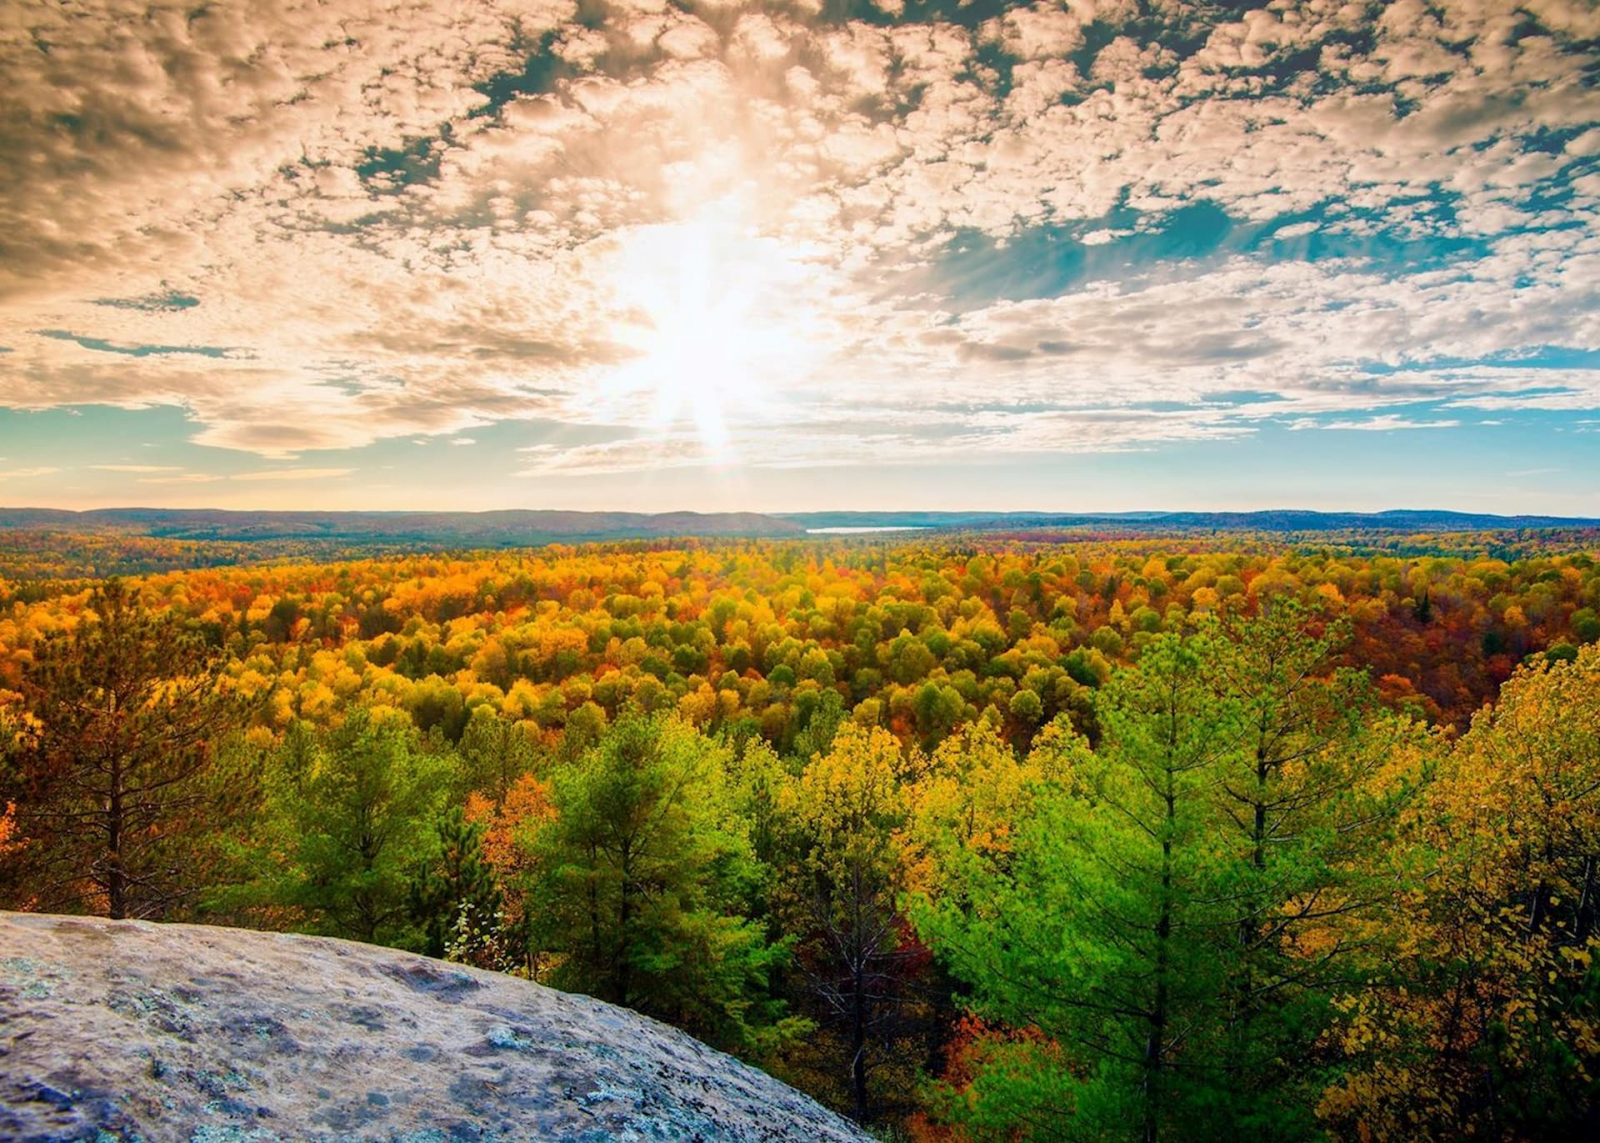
777 722 926 1123
1321 643 1600 1138
907 718 1067 896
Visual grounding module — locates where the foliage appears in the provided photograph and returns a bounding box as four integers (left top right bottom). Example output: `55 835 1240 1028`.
1319 643 1600 1140
913 615 1425 1140
773 722 931 1122
529 713 792 1054
0 580 244 918
409 805 506 965
5 534 1596 761
915 636 1244 1138
2 533 1599 1135
239 712 451 945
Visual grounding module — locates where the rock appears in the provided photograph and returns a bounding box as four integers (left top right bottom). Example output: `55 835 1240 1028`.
0 912 869 1142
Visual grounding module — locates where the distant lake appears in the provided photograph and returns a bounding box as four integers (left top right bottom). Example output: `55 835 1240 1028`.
805 526 930 534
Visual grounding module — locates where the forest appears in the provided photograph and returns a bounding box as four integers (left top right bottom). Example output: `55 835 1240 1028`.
3 529 1599 1140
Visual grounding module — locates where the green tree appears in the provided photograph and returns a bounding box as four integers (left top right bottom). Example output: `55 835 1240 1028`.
409 805 506 964
912 681 964 747
457 704 540 802
791 687 847 765
1201 602 1409 1133
916 635 1239 1140
251 712 449 945
531 712 790 1053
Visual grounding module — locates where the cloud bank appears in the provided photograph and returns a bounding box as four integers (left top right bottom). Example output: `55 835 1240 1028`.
2 0 1598 478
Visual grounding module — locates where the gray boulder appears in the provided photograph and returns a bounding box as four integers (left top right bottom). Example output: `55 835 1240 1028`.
0 912 869 1142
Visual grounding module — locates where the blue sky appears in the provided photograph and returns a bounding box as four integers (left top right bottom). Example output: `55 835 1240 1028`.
2 0 1598 513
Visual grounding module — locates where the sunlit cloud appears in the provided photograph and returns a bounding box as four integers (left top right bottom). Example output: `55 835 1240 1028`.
1 0 1597 498
1291 416 1463 433
138 468 355 484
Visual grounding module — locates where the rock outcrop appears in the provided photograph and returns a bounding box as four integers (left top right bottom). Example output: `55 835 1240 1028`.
0 912 869 1142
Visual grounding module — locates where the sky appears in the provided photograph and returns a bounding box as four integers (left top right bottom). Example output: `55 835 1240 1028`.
1 0 1598 515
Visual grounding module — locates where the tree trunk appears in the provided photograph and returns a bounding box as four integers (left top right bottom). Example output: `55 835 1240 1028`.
106 757 126 920
851 959 869 1123
1576 856 1597 941
1145 781 1175 1143
616 838 632 1009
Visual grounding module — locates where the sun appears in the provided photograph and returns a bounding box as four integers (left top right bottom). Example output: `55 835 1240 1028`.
598 197 829 462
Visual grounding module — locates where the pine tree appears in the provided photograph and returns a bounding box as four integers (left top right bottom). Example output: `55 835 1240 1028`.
409 805 505 962
457 705 540 803
252 712 449 944
531 712 789 1053
915 635 1240 1139
2 580 243 918
1201 601 1410 1134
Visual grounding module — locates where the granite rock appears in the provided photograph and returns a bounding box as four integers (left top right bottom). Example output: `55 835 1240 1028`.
0 912 868 1143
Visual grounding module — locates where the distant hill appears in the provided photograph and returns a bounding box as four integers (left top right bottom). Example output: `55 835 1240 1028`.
779 509 1600 533
0 507 1595 553
0 507 807 544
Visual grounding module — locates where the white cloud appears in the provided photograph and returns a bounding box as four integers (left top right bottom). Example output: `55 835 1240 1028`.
231 468 356 482
0 0 1597 476
1292 415 1462 432
138 467 354 484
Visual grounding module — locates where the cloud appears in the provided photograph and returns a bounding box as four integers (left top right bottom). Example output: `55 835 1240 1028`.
0 0 1597 477
138 468 354 484
90 464 180 473
231 468 356 482
137 473 225 485
0 467 61 479
1291 415 1462 432
515 436 717 477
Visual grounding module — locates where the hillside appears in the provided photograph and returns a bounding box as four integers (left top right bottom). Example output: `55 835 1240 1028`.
3 507 1599 552
0 912 869 1142
781 508 1600 532
0 507 808 544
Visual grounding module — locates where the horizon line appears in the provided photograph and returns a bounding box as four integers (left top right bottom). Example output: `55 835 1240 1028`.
3 504 1600 521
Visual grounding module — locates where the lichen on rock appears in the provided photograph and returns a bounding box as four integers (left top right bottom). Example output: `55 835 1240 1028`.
0 912 870 1142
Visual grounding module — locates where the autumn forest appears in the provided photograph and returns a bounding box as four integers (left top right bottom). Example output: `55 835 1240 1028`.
3 528 1600 1140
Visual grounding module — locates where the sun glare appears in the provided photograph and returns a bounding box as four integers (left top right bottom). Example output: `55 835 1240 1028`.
599 197 829 463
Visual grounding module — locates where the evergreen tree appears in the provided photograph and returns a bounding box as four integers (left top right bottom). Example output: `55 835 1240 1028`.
251 712 449 945
916 635 1240 1139
531 712 791 1053
1200 602 1409 1134
457 704 540 803
409 805 505 962
1 580 244 918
